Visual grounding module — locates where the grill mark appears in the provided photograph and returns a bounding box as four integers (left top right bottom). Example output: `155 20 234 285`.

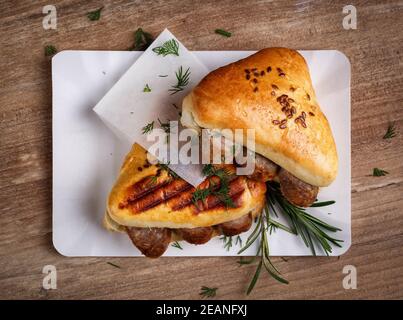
123 176 171 205
170 177 245 212
128 179 192 213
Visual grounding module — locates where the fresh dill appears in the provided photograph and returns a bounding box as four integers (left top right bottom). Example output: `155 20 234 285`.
130 28 153 51
383 123 396 139
143 84 151 92
220 235 233 251
87 7 103 21
169 66 190 95
141 121 154 134
199 286 217 298
152 39 179 56
44 45 57 56
372 168 389 176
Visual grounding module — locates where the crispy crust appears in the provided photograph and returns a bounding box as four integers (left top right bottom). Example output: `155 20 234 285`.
181 48 338 187
106 144 266 229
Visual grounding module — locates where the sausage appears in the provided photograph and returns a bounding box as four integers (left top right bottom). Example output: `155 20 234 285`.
126 227 171 258
220 213 253 236
178 227 214 244
278 168 318 207
249 152 279 181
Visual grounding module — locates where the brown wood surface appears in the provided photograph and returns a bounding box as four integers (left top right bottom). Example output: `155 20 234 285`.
0 0 402 300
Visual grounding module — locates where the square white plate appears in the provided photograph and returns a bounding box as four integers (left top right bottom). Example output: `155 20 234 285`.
52 50 351 257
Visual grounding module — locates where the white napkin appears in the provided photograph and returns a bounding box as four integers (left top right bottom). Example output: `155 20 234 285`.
93 29 210 186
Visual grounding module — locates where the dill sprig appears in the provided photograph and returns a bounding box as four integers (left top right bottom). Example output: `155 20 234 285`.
215 29 232 37
44 45 57 56
169 66 190 95
266 181 342 256
141 121 154 134
235 235 242 247
146 175 158 188
143 84 151 92
171 241 183 250
130 28 153 51
199 286 217 298
373 168 389 176
192 187 211 206
152 39 179 56
383 123 396 139
87 7 103 21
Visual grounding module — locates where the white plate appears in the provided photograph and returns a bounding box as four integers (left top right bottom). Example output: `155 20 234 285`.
52 50 351 257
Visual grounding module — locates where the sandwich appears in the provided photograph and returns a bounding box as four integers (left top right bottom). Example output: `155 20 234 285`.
104 47 338 257
181 47 338 207
104 143 267 258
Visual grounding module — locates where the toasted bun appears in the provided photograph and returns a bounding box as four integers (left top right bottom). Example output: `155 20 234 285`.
106 144 266 229
181 48 338 187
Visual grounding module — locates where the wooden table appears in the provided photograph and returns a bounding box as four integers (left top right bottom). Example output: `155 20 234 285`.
1 0 402 300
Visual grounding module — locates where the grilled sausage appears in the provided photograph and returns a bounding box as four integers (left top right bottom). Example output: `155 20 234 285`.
249 152 279 181
278 168 318 207
220 213 253 236
126 227 171 258
178 227 214 244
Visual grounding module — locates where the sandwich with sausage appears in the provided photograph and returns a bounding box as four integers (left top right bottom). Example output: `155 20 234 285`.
104 47 338 257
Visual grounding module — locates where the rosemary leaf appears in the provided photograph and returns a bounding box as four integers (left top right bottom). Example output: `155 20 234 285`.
106 262 121 269
171 241 183 250
143 84 151 92
169 66 190 95
141 121 154 134
215 29 232 37
130 28 153 51
310 200 336 207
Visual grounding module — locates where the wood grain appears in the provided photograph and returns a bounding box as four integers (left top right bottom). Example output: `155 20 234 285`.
0 0 402 300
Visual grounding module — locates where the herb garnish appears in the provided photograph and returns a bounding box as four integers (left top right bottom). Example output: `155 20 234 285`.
130 28 153 51
152 39 179 56
199 286 217 298
191 165 235 208
106 262 121 269
142 121 154 134
44 45 57 56
158 74 168 77
266 181 342 256
87 7 103 21
215 29 232 37
310 200 336 207
383 123 396 139
169 66 191 95
143 84 151 92
171 241 183 250
372 168 389 176
146 175 158 188
237 181 341 294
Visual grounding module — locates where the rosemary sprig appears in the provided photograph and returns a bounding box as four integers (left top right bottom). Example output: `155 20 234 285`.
220 235 233 251
130 28 153 51
383 123 396 139
143 84 151 92
152 39 179 56
235 235 242 247
44 45 57 56
215 29 232 37
199 286 217 298
158 118 171 134
373 168 389 176
87 7 103 21
141 121 154 134
169 66 190 95
266 181 342 256
171 241 183 250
